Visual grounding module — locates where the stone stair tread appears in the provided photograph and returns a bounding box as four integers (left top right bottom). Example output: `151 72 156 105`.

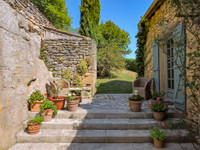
16 129 191 143
28 108 185 119
9 143 199 150
22 118 185 130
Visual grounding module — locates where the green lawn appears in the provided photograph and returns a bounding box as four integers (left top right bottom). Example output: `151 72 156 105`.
96 70 137 94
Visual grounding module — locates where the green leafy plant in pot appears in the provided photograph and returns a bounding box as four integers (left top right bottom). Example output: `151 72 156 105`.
149 98 168 121
27 114 44 135
28 89 45 112
40 99 57 122
149 127 166 148
128 94 144 112
151 91 165 104
66 92 79 112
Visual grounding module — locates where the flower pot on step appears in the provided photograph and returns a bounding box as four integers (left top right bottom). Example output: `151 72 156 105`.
128 100 143 112
153 139 164 148
48 96 65 110
27 123 41 135
40 109 54 122
30 101 44 112
153 112 166 121
67 99 79 112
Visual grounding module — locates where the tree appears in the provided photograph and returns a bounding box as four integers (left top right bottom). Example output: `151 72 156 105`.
125 58 137 72
79 0 101 39
30 0 72 30
97 45 125 77
98 21 131 55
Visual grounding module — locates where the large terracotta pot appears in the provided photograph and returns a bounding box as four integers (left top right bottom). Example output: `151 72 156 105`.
128 100 143 112
30 101 44 112
153 112 166 121
153 139 164 148
67 99 79 112
27 123 41 135
40 109 54 122
48 96 65 110
75 96 82 106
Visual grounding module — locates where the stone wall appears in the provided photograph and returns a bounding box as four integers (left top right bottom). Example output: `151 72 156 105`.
144 0 199 125
43 30 97 96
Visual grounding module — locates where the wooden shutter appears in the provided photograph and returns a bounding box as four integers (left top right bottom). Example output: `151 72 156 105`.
153 41 160 91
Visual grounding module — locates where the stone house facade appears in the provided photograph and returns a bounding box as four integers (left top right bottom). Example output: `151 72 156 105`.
140 0 200 125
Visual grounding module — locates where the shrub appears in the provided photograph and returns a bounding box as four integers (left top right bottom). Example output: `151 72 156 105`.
129 94 143 101
77 59 87 75
62 69 71 82
149 127 166 141
27 114 44 125
152 91 165 100
150 101 168 112
85 57 92 67
40 99 57 116
73 74 82 87
125 58 137 72
28 89 45 103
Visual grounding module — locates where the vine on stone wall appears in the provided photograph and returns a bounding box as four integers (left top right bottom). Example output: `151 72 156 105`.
39 41 49 68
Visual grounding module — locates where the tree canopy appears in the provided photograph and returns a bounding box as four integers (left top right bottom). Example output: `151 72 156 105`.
30 0 72 30
79 0 101 39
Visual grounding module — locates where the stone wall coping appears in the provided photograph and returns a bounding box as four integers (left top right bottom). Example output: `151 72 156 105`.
44 26 91 40
69 87 91 91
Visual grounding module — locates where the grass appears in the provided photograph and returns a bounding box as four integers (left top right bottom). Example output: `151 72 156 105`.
96 70 137 94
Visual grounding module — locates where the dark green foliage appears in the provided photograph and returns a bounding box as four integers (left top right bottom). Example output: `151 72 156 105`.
151 101 168 112
28 89 45 103
30 0 72 30
129 94 143 101
152 91 165 100
40 99 57 116
79 0 101 39
27 114 44 125
97 45 125 77
98 21 131 54
149 127 166 141
125 58 137 72
135 17 149 77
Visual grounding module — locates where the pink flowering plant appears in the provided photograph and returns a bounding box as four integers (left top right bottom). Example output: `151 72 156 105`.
149 98 168 112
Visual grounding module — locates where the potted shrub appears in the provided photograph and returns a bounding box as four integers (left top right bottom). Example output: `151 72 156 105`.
28 89 45 112
40 99 57 122
49 87 65 110
128 94 144 112
27 114 44 135
149 127 166 148
151 91 165 104
66 92 79 112
149 98 168 121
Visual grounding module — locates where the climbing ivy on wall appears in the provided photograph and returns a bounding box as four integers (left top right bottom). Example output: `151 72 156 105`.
135 17 150 77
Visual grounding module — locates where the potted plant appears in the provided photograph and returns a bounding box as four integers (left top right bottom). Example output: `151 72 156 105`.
71 90 82 104
48 87 65 110
66 92 79 112
151 91 165 104
28 89 45 112
128 94 144 112
149 98 168 121
27 114 44 135
149 127 166 148
40 99 57 122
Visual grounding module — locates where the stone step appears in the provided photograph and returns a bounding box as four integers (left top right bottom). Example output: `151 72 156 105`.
28 108 185 119
23 118 187 130
16 129 193 143
9 143 200 150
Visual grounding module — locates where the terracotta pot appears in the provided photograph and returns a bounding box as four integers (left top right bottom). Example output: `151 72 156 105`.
128 100 143 112
30 101 44 112
153 112 166 121
153 139 164 148
48 96 65 110
27 123 41 135
67 99 79 112
40 109 53 122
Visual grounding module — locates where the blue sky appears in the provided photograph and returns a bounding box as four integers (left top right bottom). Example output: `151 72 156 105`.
66 0 154 59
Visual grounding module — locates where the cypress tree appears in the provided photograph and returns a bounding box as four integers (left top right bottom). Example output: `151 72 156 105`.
79 0 101 39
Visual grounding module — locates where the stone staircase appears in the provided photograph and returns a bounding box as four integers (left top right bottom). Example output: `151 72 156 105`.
10 95 198 150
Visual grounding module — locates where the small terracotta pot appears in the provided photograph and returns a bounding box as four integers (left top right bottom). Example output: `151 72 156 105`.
48 96 65 110
153 139 164 148
40 109 53 122
153 112 166 121
128 100 143 112
27 123 41 135
67 99 79 112
30 101 44 112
